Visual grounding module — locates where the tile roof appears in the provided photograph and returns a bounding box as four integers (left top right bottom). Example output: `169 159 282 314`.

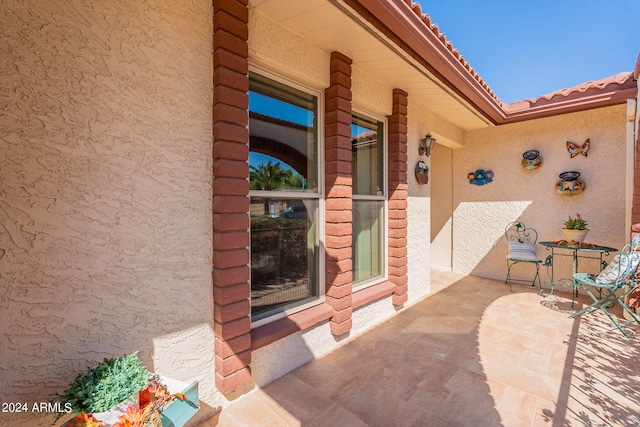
404 1 500 104
402 0 637 118
525 72 635 105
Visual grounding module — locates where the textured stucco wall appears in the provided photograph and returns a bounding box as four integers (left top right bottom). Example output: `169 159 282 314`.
0 1 215 425
453 105 629 283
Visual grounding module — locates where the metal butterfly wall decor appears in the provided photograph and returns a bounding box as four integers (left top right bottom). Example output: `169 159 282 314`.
566 138 590 158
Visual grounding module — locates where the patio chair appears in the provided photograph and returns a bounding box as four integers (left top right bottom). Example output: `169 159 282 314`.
571 233 640 337
505 221 542 291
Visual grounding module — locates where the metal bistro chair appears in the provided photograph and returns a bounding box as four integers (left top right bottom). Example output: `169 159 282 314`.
505 221 542 292
571 233 640 337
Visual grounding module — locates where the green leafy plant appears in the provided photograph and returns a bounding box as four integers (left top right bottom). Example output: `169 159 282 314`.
564 213 588 230
57 352 150 416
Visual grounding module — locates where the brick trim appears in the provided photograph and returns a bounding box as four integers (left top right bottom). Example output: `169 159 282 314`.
250 280 396 351
212 0 252 395
250 303 334 350
325 51 354 336
388 89 409 306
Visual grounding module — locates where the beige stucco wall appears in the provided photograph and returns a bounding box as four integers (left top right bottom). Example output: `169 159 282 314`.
453 105 629 284
0 1 216 425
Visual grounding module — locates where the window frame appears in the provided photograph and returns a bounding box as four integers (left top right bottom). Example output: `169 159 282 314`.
248 67 326 328
350 108 388 291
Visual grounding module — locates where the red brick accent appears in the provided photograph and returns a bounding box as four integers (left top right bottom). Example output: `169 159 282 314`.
213 0 251 395
215 368 252 395
251 303 335 350
215 335 251 359
325 51 353 336
388 89 409 307
352 280 396 309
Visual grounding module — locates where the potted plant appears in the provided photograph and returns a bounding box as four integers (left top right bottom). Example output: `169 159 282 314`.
563 213 589 242
55 352 194 427
55 352 150 426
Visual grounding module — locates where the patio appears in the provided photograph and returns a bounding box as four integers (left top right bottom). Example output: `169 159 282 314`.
199 270 640 427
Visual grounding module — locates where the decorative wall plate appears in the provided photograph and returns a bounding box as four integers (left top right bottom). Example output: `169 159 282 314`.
556 171 585 195
521 150 542 170
469 169 493 185
559 171 580 181
415 161 429 185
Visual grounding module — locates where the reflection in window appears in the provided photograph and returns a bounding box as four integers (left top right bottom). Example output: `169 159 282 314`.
250 198 318 320
352 113 386 286
249 73 320 322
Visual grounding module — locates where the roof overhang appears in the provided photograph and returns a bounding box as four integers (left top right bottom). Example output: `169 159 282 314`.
249 0 638 130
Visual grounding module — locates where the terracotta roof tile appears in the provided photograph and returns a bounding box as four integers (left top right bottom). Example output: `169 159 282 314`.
403 1 636 112
526 72 635 104
406 2 500 102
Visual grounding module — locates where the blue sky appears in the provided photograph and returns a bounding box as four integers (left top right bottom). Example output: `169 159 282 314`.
416 1 640 103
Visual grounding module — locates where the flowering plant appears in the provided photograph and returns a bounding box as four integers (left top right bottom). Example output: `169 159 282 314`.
564 213 588 230
68 374 186 427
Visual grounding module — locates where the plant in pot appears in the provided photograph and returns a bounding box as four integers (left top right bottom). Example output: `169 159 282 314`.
55 352 188 427
563 213 589 243
55 352 150 426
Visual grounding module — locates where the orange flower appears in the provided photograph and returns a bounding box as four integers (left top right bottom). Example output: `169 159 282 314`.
113 405 146 427
70 412 103 427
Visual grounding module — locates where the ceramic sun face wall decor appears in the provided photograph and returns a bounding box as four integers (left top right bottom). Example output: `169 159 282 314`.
566 139 590 158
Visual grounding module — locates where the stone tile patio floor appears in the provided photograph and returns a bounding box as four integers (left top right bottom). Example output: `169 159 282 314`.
199 270 640 426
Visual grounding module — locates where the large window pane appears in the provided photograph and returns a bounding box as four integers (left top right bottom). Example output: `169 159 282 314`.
249 73 320 321
352 114 384 196
351 112 386 287
249 73 318 192
250 198 319 321
353 200 384 284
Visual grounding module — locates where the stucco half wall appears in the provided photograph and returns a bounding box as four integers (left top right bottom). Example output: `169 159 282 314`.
453 104 629 283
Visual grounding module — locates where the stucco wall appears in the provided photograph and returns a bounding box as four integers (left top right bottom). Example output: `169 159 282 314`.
0 1 215 425
453 105 629 284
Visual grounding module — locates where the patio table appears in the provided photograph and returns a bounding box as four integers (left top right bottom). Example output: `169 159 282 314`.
539 241 617 307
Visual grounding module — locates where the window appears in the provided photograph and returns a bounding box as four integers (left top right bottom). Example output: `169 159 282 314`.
351 112 386 287
249 72 322 323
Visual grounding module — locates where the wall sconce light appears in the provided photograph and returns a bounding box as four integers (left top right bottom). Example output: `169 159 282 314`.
419 134 436 156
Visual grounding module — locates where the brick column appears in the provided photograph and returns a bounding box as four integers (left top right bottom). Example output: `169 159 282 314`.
325 51 353 336
388 89 409 306
212 0 252 394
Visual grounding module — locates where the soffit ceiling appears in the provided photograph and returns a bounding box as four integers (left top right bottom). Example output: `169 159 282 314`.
249 0 494 130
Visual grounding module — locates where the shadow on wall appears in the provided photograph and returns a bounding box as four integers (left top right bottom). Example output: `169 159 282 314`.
450 201 619 285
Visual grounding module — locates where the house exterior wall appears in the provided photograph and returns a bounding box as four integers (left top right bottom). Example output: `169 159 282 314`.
453 105 629 282
0 1 217 425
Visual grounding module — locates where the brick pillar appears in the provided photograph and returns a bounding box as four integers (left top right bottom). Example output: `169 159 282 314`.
388 89 409 306
212 0 252 394
325 51 353 336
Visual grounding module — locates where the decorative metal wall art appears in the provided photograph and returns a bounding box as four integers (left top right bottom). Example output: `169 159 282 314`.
555 171 586 195
468 169 494 185
521 150 542 170
566 139 590 158
415 161 429 185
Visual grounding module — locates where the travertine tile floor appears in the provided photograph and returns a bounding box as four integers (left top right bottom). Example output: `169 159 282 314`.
198 271 640 426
